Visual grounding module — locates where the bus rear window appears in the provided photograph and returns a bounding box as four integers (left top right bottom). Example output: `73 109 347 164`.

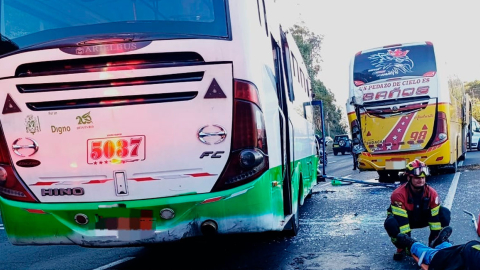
353 44 437 84
0 0 229 56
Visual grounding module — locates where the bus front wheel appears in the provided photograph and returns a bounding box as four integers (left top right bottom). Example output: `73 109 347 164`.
283 187 301 237
284 211 299 237
449 159 458 174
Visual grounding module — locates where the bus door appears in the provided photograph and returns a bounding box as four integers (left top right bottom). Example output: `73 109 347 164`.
272 35 293 216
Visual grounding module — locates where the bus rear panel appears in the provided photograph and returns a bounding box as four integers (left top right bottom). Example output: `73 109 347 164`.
0 0 302 246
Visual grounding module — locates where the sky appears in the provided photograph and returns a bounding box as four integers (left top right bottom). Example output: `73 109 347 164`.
281 0 480 120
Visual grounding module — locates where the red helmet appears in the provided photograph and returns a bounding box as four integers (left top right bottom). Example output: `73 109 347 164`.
405 159 430 177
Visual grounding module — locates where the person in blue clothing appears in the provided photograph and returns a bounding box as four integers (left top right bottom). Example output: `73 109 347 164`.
396 226 480 269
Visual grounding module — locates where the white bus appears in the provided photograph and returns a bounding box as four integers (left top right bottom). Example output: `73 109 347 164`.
0 0 318 246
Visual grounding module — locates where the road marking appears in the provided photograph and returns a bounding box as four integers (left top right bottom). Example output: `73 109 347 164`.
92 257 135 270
458 160 464 167
443 172 461 210
344 175 352 179
0 224 4 230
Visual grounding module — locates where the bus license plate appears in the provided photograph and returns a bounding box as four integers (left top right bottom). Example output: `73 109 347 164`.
385 159 406 170
87 135 146 164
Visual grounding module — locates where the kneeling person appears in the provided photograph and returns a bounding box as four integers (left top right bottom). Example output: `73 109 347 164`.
383 159 451 260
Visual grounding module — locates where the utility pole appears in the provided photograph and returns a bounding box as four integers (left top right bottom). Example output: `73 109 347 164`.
325 112 330 137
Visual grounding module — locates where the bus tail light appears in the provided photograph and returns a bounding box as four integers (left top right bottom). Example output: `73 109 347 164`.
432 112 448 146
234 79 261 107
211 80 268 192
0 125 38 202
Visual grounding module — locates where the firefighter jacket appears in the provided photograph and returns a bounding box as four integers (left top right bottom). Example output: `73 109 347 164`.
387 182 441 234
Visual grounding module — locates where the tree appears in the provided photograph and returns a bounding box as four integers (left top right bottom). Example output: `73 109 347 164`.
465 80 480 121
290 24 347 137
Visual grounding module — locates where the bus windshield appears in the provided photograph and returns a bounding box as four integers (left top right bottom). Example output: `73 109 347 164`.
0 0 229 56
353 44 437 85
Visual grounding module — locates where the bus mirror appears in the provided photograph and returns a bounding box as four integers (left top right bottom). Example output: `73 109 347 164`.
303 100 322 119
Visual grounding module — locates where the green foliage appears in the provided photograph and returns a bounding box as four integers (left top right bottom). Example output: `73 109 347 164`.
472 98 480 122
290 24 347 136
465 81 480 121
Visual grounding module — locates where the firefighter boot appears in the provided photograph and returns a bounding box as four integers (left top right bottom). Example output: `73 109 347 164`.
393 248 406 261
396 233 417 250
429 226 452 248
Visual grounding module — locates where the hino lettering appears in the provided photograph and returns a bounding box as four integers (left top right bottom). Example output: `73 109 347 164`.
41 188 85 196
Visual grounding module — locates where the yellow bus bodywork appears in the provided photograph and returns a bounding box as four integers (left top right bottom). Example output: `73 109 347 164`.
348 103 462 171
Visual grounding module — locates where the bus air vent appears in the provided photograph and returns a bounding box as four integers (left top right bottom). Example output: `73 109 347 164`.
15 52 205 77
17 72 204 93
26 92 198 111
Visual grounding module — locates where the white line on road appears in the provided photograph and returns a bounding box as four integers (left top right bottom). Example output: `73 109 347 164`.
443 172 461 210
459 161 464 167
92 257 135 270
344 175 352 179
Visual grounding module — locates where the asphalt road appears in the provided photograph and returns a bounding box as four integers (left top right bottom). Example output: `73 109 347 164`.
1 151 479 270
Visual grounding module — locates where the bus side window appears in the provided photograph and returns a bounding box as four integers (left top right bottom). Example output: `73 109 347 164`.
261 0 268 36
271 38 284 101
300 70 304 89
256 0 262 25
291 52 296 77
297 62 300 83
281 30 295 102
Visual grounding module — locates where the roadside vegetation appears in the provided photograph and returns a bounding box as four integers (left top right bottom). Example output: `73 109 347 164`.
290 24 348 137
465 80 480 121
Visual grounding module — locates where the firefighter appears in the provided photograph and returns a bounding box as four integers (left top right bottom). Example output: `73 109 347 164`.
383 159 451 261
396 226 480 269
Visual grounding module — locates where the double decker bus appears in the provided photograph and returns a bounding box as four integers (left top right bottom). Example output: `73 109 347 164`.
347 41 468 182
0 0 318 246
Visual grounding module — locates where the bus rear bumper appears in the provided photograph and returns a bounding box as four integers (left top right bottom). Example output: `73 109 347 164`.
0 173 280 247
357 145 451 171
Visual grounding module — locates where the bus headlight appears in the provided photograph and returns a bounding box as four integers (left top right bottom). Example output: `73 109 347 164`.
438 133 447 140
